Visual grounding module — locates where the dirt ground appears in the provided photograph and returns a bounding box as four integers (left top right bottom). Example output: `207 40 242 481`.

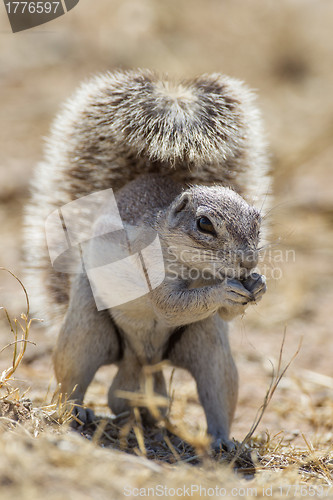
0 1 332 498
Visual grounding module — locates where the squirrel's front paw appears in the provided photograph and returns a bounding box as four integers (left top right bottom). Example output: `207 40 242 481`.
217 278 254 320
242 272 266 304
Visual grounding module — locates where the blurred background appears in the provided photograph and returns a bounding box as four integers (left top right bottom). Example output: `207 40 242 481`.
0 0 332 443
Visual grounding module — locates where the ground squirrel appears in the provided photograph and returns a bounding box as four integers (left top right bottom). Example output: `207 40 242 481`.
24 69 270 451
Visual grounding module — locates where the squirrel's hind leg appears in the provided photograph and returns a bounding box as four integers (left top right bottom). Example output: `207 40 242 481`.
166 315 238 452
54 273 121 424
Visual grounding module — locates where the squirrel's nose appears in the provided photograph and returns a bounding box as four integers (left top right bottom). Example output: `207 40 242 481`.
239 249 258 270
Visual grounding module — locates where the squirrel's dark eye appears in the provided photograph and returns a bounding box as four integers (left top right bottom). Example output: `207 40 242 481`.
197 216 216 235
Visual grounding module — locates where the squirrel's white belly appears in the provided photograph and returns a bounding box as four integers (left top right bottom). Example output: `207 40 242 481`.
124 323 173 365
110 297 173 365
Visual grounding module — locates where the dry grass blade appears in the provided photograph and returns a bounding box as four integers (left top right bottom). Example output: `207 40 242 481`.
301 434 332 484
91 419 108 445
0 267 30 315
230 327 302 467
133 407 146 456
47 385 79 425
164 434 180 462
0 268 39 391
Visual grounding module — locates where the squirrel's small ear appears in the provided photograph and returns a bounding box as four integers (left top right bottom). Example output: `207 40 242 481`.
174 193 191 213
168 192 191 226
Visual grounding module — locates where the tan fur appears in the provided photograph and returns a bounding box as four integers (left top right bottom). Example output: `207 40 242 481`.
24 70 270 450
